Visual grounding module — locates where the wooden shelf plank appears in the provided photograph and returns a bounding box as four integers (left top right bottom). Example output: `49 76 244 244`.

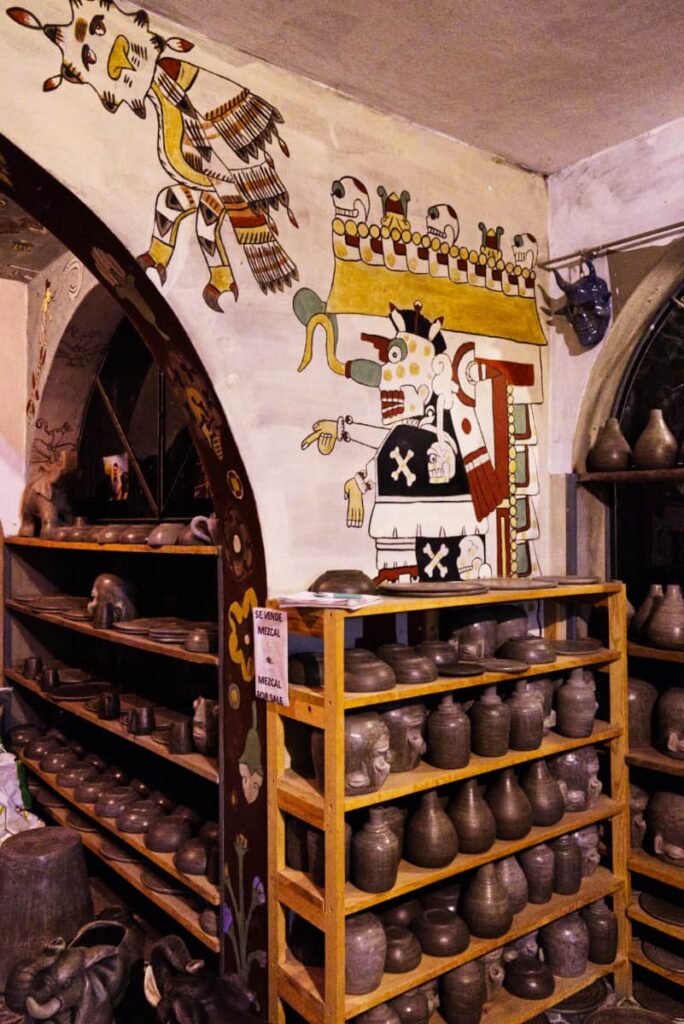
627 745 684 778
6 600 219 666
631 939 684 987
431 960 621 1024
629 897 684 943
629 849 684 892
5 536 218 556
19 753 220 905
577 468 684 484
276 582 622 636
277 796 623 923
628 642 684 664
5 668 219 783
35 794 219 951
278 868 621 1020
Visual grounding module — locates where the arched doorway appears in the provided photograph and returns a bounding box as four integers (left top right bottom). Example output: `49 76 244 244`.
0 132 270 1004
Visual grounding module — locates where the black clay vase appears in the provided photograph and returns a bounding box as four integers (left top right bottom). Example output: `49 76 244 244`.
447 779 496 853
518 843 554 903
442 959 486 1024
551 833 582 895
461 863 513 938
351 809 400 894
470 687 510 757
404 790 458 868
485 768 533 840
425 695 470 769
494 855 529 913
519 760 565 826
581 898 618 964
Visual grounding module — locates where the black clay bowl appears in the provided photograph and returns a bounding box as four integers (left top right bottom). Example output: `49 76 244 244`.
24 736 63 761
7 725 43 752
411 908 469 956
345 648 377 665
117 800 165 834
199 821 219 844
199 908 219 937
381 898 423 929
148 791 176 813
422 882 461 916
83 754 109 773
168 805 203 831
95 787 137 818
389 654 438 684
75 778 115 803
56 765 96 789
414 641 461 669
288 653 324 688
127 778 150 798
384 925 422 973
345 659 396 693
311 569 378 594
174 837 209 875
39 750 81 774
97 767 129 786
504 957 555 999
145 816 193 853
376 644 413 661
498 636 556 665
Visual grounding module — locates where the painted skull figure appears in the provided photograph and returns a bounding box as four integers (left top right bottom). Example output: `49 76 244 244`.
373 303 447 426
87 573 137 622
553 260 612 347
512 232 538 270
548 746 602 811
331 177 370 222
426 203 460 246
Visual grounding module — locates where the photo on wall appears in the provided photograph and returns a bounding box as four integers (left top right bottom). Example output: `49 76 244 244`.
102 454 129 502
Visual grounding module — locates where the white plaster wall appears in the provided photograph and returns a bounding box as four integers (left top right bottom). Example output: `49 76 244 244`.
0 3 551 592
0 279 28 533
547 116 684 473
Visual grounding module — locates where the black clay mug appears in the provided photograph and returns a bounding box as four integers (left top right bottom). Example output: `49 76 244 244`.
23 656 43 680
97 692 121 721
40 668 60 693
127 706 156 736
168 719 194 755
92 601 114 630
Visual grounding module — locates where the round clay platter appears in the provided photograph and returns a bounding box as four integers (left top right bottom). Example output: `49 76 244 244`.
61 609 93 621
141 869 187 896
639 890 684 927
553 637 603 656
30 595 89 613
32 787 65 809
52 681 112 702
643 938 684 974
101 838 141 864
66 810 100 833
55 668 93 684
379 581 489 597
439 661 485 677
112 618 159 634
536 575 601 586
486 578 556 591
635 979 684 1023
477 657 529 674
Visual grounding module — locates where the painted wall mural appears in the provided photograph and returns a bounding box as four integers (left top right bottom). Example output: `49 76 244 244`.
295 181 546 579
7 0 298 310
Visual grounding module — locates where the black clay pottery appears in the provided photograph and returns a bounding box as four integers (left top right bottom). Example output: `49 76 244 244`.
461 863 513 938
520 760 565 826
470 686 510 756
494 856 529 913
655 686 684 759
551 833 582 894
425 695 470 769
646 791 684 865
504 956 555 1000
404 790 458 868
307 824 352 886
168 718 194 754
55 765 94 789
556 669 598 738
288 652 324 688
74 778 113 804
174 837 209 876
354 1005 401 1024
518 844 554 904
388 988 430 1024
345 913 386 995
145 816 192 853
23 737 61 762
507 680 544 751
95 787 137 818
384 925 422 974
380 805 407 853
345 650 396 693
340 712 391 796
39 749 80 774
540 912 589 977
581 898 618 964
633 409 678 469
447 779 496 853
498 635 556 665
574 824 601 876
646 583 684 650
548 746 602 811
7 724 42 751
378 650 438 685
351 809 400 893
285 816 309 871
414 640 460 670
422 881 461 916
117 800 164 835
630 785 648 849
381 898 423 930
485 768 533 840
410 907 469 956
629 677 658 749
441 959 486 1024
383 705 427 773
587 418 631 472
312 569 378 594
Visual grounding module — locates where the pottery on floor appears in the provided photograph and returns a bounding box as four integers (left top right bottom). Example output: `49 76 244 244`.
384 925 422 974
404 790 458 868
586 418 631 472
441 959 486 1024
485 767 533 840
646 583 684 650
351 808 400 893
345 913 386 995
629 677 658 749
470 686 510 757
425 695 471 769
461 862 513 938
632 408 678 469
519 844 554 903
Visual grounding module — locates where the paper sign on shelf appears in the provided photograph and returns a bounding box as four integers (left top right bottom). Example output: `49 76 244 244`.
253 607 289 706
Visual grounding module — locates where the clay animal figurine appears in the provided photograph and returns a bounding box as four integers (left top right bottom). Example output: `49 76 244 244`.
19 450 77 537
146 935 255 1023
553 260 612 347
5 917 142 1024
87 574 137 623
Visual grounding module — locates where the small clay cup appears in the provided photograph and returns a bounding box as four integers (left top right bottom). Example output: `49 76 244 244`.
95 787 137 818
168 718 194 754
116 800 164 834
384 925 422 973
145 816 192 853
40 667 61 693
127 705 156 736
97 691 121 721
22 656 43 680
504 956 555 999
411 908 469 956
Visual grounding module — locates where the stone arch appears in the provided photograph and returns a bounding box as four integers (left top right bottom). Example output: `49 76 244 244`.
0 133 270 1000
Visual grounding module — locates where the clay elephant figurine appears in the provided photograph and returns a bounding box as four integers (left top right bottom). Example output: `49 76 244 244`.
19 451 77 538
5 917 142 1024
146 935 255 1024
87 573 138 623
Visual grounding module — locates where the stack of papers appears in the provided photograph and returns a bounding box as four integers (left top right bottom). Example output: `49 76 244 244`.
278 591 383 611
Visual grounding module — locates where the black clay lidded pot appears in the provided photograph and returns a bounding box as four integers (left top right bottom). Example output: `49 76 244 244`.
351 809 400 894
425 695 470 769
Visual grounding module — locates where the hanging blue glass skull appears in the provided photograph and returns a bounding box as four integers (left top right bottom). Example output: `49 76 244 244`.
553 259 612 347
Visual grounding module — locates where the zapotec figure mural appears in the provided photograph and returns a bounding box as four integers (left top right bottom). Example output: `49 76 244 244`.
7 0 298 310
296 181 547 582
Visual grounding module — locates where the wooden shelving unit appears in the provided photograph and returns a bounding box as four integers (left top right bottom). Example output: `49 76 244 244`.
631 939 684 988
577 468 684 485
626 746 684 778
628 642 684 664
267 583 630 1023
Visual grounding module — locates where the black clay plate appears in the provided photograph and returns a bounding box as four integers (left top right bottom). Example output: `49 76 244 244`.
439 661 485 677
66 810 99 833
100 838 141 864
379 581 489 596
141 868 187 896
643 938 684 974
51 681 112 702
553 638 603 655
639 891 684 928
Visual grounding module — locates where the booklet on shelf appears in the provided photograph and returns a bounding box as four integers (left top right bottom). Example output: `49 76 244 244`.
279 591 383 611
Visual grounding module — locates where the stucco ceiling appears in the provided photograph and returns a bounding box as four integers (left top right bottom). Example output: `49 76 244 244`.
0 195 65 282
143 0 684 174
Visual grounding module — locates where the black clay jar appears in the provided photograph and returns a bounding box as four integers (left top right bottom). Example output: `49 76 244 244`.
504 956 555 1000
518 844 554 904
388 988 430 1024
485 768 533 840
581 898 618 964
494 856 529 913
404 790 458 868
442 959 486 1024
506 680 544 751
425 695 471 769
470 687 510 757
145 816 193 854
461 863 513 938
351 808 400 893
540 912 589 977
410 907 469 957
447 779 496 853
384 925 422 974
117 800 164 835
520 760 565 826
551 834 582 895
345 913 386 995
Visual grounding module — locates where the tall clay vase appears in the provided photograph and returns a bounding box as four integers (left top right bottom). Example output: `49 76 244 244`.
551 833 582 894
485 768 533 840
494 855 529 913
404 790 458 868
540 912 589 977
581 898 618 964
351 809 401 893
631 584 664 639
646 584 684 651
518 843 554 903
425 695 471 769
587 417 631 471
345 913 387 995
442 960 486 1024
632 408 678 469
629 677 658 749
447 779 496 853
556 669 598 738
520 760 565 826
470 687 511 757
461 863 513 938
0 828 94 987
506 681 544 751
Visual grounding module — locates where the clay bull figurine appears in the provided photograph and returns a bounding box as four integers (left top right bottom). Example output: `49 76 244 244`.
19 450 77 537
